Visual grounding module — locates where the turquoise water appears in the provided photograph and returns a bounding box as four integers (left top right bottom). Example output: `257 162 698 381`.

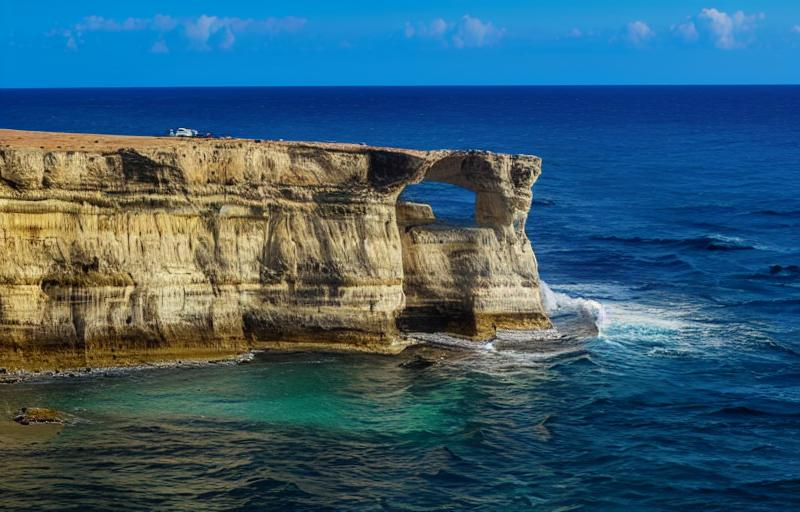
1 86 799 510
3 335 797 510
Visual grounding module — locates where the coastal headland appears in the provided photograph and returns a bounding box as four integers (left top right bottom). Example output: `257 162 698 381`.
0 129 550 372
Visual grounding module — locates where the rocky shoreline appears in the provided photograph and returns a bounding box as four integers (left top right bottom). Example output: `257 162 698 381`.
0 338 480 383
0 350 257 384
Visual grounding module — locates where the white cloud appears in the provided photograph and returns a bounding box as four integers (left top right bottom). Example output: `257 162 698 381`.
75 15 123 32
563 28 598 40
219 29 236 50
672 20 699 43
429 18 448 37
182 15 305 50
626 20 655 46
47 28 78 50
50 14 306 50
184 15 219 49
65 33 77 50
68 15 151 33
405 15 504 48
150 40 169 54
121 18 150 31
697 8 764 49
152 14 178 32
566 28 583 39
405 18 448 39
792 25 800 34
453 15 504 48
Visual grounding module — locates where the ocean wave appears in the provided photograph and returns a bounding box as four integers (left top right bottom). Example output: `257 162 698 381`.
540 280 607 333
604 304 691 331
709 406 800 418
755 209 800 218
739 265 800 282
769 264 800 275
404 331 591 371
406 332 498 351
724 297 800 309
646 347 695 358
404 281 608 358
592 234 755 251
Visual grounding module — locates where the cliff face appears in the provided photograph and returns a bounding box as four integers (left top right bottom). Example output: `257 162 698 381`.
0 129 550 371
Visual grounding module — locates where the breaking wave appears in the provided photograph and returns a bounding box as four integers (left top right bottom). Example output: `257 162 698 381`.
539 280 607 334
403 281 607 360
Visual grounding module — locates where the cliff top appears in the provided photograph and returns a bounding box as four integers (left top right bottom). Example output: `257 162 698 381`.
0 128 430 157
0 128 541 201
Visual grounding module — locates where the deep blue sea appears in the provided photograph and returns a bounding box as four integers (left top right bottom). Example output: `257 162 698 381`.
1 86 799 511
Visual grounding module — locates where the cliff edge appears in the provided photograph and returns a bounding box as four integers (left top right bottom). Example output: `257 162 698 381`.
0 129 550 371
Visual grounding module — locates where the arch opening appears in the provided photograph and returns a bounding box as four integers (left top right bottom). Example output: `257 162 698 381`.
398 181 477 227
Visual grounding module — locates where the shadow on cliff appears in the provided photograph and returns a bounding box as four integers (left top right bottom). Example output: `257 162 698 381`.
118 150 188 191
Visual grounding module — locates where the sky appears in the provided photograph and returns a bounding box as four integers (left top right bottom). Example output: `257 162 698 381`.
1 0 799 87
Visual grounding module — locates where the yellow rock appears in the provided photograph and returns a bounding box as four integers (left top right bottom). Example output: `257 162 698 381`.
0 129 550 371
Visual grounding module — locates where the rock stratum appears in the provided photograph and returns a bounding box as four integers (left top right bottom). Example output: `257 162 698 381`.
0 129 550 371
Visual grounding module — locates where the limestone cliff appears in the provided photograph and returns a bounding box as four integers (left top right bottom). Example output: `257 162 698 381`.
0 129 550 371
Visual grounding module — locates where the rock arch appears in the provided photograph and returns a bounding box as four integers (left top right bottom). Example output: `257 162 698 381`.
395 150 550 338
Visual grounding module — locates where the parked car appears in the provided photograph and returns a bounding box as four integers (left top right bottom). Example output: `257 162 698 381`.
169 127 199 137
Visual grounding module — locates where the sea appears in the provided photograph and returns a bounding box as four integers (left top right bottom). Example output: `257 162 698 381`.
0 86 798 511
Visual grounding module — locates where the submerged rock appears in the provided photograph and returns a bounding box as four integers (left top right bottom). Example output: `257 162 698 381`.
399 355 437 370
14 407 64 425
0 129 551 372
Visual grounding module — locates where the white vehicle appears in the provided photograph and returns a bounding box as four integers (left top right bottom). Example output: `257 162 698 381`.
169 128 199 137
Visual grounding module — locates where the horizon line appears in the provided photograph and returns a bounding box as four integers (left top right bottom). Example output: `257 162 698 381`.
2 83 800 90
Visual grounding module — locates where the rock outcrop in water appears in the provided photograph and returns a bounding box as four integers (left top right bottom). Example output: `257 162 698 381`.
13 407 64 425
0 129 550 371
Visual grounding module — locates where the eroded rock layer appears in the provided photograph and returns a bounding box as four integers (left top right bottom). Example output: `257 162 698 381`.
0 129 550 371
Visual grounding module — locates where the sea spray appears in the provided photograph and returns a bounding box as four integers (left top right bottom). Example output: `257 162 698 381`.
539 281 607 333
406 283 607 351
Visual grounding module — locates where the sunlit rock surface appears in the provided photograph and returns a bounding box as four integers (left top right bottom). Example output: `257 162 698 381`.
0 129 550 371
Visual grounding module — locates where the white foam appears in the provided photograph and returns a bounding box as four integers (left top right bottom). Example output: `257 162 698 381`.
407 280 712 368
406 332 495 351
603 303 688 332
540 280 608 333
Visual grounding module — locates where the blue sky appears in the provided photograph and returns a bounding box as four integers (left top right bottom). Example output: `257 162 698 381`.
1 1 798 86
